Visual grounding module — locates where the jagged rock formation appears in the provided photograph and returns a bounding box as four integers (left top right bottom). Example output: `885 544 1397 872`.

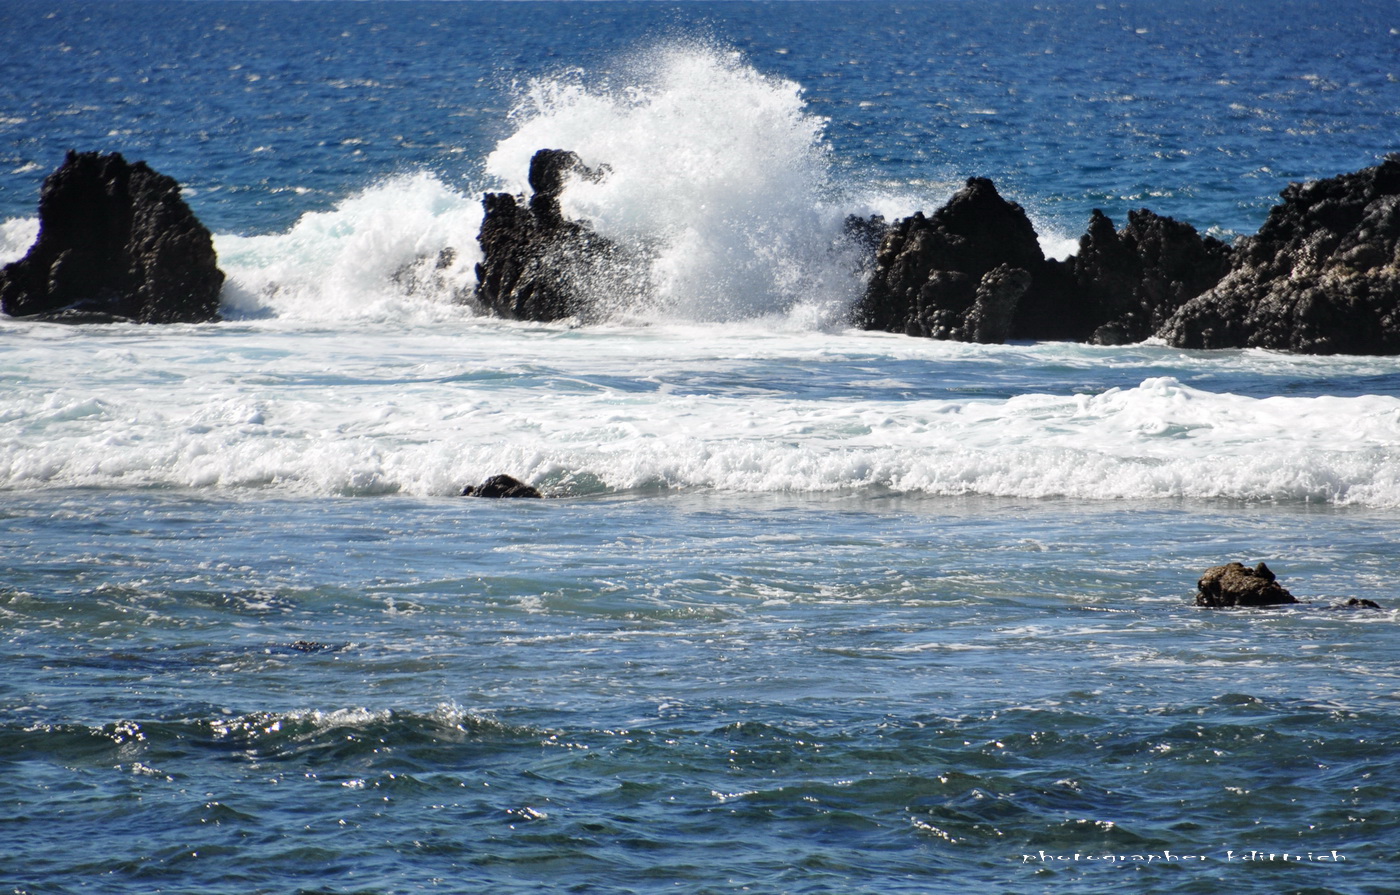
0 150 224 323
473 149 631 322
853 178 1052 342
1195 562 1299 609
1160 156 1400 354
1071 208 1232 345
472 150 1399 355
853 178 1227 344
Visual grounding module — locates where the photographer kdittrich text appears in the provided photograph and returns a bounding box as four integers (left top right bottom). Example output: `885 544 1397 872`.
1020 849 1347 865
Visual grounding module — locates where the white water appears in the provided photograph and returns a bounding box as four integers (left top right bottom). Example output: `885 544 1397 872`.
3 46 1078 327
6 47 1399 506
4 318 1399 505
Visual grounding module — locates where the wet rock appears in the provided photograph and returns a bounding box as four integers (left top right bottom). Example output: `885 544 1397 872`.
1072 208 1232 345
854 177 1046 340
1195 562 1299 609
852 178 1226 344
1336 597 1382 610
472 149 631 322
0 150 224 323
461 474 543 499
1159 155 1400 354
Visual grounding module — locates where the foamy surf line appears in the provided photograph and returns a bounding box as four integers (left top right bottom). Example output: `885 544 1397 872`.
3 378 1398 505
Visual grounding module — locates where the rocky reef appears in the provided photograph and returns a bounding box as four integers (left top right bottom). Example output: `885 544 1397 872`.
473 149 632 322
472 150 1400 356
1159 155 1400 354
0 150 224 323
853 177 1233 345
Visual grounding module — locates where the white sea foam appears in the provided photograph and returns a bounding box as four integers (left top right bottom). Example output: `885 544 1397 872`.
484 43 864 325
4 322 1400 505
0 216 39 264
215 174 482 324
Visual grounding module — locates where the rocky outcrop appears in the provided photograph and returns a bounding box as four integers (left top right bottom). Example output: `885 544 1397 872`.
473 149 631 322
461 474 543 499
1160 156 1400 354
853 178 1053 341
853 179 1227 344
0 150 223 323
1072 208 1232 345
1195 562 1299 609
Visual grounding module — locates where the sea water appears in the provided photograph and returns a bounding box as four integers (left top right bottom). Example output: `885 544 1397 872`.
2 2 1398 893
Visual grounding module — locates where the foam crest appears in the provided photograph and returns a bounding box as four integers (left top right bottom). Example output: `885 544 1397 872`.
4 340 1399 506
485 44 863 324
215 174 482 324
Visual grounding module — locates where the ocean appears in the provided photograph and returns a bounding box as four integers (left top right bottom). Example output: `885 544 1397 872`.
2 2 1398 892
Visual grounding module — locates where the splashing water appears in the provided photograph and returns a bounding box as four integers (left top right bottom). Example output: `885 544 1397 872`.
485 44 867 325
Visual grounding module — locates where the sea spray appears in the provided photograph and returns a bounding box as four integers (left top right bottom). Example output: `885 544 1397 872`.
215 173 482 324
485 43 867 325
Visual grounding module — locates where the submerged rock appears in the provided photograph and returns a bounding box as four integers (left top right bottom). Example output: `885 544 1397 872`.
461 474 543 499
1195 562 1299 609
1335 597 1383 610
0 150 224 323
1159 155 1400 354
473 149 631 322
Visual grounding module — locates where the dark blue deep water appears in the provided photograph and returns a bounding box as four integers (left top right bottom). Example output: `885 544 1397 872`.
2 3 1399 894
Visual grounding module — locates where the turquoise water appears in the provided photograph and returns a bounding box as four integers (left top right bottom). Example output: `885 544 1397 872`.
3 2 1399 892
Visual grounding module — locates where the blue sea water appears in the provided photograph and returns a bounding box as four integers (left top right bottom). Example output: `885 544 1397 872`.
2 2 1399 893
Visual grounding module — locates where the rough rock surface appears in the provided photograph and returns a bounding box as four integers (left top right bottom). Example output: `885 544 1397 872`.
1160 156 1400 354
854 178 1047 341
1073 208 1232 344
1195 562 1299 609
853 179 1227 344
0 150 224 323
461 474 543 499
473 149 628 322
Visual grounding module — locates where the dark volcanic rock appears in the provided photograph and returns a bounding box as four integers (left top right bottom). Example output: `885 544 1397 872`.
0 150 224 323
461 474 543 499
473 149 630 322
852 178 1227 344
1195 562 1299 609
1336 597 1383 610
1073 208 1232 345
1159 155 1400 354
854 178 1047 341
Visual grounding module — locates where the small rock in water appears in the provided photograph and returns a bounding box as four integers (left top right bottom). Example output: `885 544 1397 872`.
1195 561 1299 608
461 474 543 499
1336 597 1383 610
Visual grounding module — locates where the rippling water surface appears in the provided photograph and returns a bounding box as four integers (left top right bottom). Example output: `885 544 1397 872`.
3 2 1399 892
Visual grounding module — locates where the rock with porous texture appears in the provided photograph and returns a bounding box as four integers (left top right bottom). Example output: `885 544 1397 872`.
472 149 630 322
854 178 1046 340
0 150 224 323
852 179 1227 344
1073 208 1232 345
1195 562 1299 609
461 475 543 499
1159 155 1400 354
